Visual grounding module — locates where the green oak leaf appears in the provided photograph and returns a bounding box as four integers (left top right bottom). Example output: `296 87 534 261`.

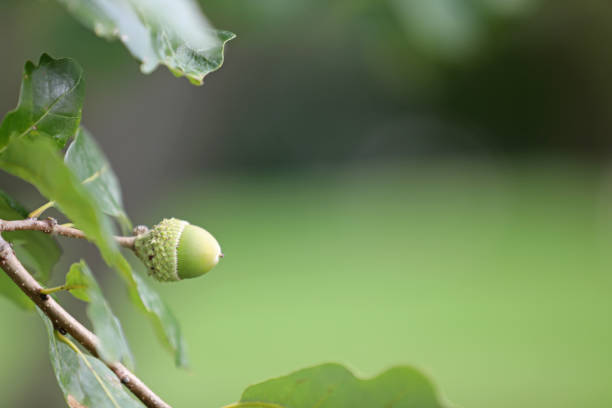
0 136 119 266
0 189 61 310
65 128 132 233
232 363 449 408
38 309 144 408
0 54 84 150
0 54 188 367
65 260 134 369
56 0 235 85
0 136 189 367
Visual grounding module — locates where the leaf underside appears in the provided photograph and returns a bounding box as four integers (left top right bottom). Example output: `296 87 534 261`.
57 0 235 85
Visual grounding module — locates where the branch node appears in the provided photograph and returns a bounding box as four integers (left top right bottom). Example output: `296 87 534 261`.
45 217 58 233
133 225 149 236
0 239 13 259
0 219 134 249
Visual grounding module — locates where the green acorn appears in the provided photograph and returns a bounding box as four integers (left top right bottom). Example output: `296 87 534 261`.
134 218 223 282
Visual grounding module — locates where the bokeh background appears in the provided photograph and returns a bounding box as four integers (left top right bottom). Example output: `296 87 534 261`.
2 0 612 407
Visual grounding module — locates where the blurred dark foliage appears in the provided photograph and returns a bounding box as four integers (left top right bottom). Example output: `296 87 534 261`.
200 0 612 163
2 0 612 176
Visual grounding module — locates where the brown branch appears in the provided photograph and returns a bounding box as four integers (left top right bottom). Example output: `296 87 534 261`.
0 218 136 249
0 235 170 408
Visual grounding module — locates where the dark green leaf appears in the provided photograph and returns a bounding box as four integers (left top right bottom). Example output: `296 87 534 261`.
57 0 235 85
0 54 84 150
38 309 144 408
66 261 134 368
234 363 449 408
0 189 61 309
65 128 132 233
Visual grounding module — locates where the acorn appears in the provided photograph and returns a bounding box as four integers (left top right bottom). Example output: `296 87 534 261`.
134 218 223 282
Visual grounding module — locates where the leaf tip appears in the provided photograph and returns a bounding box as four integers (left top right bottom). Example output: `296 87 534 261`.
39 53 54 64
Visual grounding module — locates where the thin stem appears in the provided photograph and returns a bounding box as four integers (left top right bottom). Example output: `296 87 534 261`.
28 200 55 219
40 284 85 295
0 235 170 408
40 285 68 295
0 218 136 249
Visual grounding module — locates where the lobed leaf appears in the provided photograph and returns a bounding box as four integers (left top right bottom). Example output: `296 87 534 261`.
0 54 188 367
0 54 84 150
234 363 449 408
0 189 61 310
56 0 235 85
38 310 144 408
65 128 132 233
66 260 134 368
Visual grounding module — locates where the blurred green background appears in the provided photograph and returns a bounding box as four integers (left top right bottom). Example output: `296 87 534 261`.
2 0 612 407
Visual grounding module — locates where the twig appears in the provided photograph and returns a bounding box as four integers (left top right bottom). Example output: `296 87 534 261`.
0 235 170 408
0 218 136 249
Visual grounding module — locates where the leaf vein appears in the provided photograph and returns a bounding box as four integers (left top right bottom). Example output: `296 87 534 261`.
17 71 82 139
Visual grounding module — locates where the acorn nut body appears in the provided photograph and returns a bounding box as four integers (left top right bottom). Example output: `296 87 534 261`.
134 218 222 282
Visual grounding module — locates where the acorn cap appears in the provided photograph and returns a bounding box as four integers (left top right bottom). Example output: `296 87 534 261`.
134 218 222 282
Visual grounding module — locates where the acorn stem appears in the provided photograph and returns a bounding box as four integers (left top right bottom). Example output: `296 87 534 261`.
0 218 137 249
